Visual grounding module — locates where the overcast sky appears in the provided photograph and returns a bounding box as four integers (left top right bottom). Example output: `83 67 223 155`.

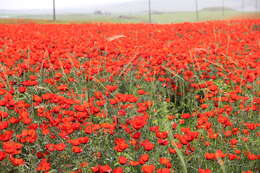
0 0 257 11
1 0 135 10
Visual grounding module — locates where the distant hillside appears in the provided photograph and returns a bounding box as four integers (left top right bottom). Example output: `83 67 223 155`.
98 0 242 13
200 7 236 12
99 0 194 13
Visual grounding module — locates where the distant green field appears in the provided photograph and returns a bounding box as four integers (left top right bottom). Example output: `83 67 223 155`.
138 11 259 23
0 14 143 23
0 11 259 24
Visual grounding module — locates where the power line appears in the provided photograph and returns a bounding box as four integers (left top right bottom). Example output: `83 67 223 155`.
195 0 199 21
53 0 56 21
222 0 224 16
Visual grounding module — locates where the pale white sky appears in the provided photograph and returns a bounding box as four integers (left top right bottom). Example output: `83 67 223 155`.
0 0 257 12
1 0 135 10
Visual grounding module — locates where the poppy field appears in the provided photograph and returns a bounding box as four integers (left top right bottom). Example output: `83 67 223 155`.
0 19 259 173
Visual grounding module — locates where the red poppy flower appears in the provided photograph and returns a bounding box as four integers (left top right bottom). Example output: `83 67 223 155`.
141 165 155 173
141 140 154 151
139 154 149 164
72 146 83 153
198 168 212 173
0 151 6 161
37 158 51 171
131 115 147 130
118 156 128 165
113 167 124 173
156 168 171 173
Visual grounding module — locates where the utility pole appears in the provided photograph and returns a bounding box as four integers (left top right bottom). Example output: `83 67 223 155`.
148 0 152 23
53 0 56 21
195 0 199 21
222 0 224 16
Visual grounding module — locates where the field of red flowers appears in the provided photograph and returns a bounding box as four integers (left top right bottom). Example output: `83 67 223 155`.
0 19 259 173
